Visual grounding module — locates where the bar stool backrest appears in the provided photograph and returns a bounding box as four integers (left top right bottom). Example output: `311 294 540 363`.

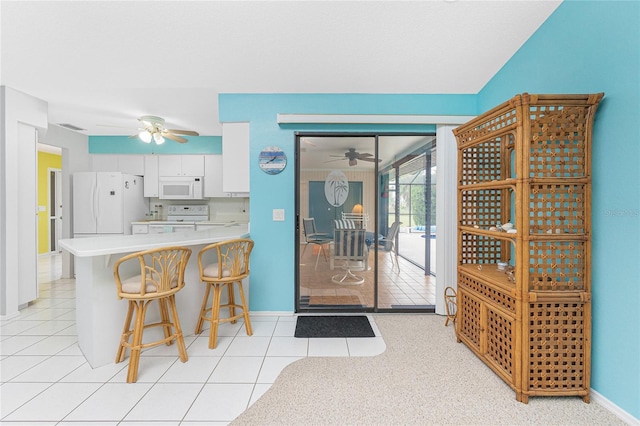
198 238 254 282
114 246 192 300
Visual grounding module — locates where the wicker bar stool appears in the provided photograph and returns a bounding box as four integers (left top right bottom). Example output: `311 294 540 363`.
195 238 254 349
113 246 192 383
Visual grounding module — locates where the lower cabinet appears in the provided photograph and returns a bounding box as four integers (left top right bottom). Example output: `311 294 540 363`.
457 270 518 393
132 224 149 234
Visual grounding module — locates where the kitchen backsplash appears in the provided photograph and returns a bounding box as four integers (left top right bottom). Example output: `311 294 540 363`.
147 197 249 223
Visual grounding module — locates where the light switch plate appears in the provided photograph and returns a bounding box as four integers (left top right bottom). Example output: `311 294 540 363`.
273 209 285 221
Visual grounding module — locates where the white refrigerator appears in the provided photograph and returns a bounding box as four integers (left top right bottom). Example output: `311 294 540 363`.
73 172 148 237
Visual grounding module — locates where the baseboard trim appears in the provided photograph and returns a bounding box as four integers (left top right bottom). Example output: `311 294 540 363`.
591 389 639 425
249 311 295 317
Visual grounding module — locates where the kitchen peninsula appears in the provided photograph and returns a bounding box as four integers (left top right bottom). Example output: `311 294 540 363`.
59 224 250 368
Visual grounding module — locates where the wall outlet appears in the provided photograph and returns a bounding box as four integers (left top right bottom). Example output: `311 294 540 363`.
273 209 285 221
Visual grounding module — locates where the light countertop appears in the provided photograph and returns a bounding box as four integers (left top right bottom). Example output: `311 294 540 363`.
130 220 244 225
59 223 249 257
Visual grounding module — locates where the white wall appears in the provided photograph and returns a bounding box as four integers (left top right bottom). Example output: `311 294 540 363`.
0 86 48 317
41 124 91 278
435 124 458 316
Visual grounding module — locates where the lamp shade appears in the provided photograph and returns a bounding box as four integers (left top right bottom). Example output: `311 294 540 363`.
153 133 165 144
139 130 152 143
352 204 364 214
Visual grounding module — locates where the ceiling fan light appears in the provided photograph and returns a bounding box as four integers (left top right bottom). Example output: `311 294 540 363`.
153 133 165 144
349 159 357 166
139 130 152 143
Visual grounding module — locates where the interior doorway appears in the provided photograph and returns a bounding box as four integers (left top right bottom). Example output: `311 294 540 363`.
49 169 63 253
295 133 436 313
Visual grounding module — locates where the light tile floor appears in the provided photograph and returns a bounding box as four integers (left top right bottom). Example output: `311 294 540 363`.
0 254 386 425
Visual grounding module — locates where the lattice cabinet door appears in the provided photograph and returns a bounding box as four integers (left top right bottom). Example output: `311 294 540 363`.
456 286 482 354
485 305 517 385
526 298 591 401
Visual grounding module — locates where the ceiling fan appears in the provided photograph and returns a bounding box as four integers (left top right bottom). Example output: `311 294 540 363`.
133 115 199 144
326 148 381 166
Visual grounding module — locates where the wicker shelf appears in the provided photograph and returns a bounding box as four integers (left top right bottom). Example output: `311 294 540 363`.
454 92 603 403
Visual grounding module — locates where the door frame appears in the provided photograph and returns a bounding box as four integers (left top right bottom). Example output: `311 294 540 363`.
48 168 62 253
294 131 436 313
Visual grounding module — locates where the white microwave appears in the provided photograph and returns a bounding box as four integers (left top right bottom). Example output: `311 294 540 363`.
159 176 203 200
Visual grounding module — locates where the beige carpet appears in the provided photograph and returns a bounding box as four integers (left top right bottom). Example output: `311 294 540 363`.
232 314 625 426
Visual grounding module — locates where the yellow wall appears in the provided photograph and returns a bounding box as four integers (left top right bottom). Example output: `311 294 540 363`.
38 151 62 254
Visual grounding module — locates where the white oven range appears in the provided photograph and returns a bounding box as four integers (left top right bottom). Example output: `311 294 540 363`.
144 204 209 234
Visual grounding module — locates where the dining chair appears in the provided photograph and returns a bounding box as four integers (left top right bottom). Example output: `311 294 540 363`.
113 246 192 383
301 218 333 269
330 220 369 285
195 238 254 349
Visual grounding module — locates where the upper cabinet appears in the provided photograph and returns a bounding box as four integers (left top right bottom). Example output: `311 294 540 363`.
158 155 204 177
222 122 250 193
92 151 248 199
143 155 159 197
90 155 144 175
117 155 145 175
203 155 225 198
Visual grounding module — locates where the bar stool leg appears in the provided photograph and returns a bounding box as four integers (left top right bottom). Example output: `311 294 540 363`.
127 301 146 383
227 283 237 323
116 301 134 363
236 280 253 337
168 295 188 362
195 284 211 335
208 285 223 349
158 298 172 345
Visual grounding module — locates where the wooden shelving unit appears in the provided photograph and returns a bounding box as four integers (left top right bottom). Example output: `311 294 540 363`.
453 93 603 403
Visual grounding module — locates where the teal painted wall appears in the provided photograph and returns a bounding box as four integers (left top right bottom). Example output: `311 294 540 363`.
219 93 476 312
479 1 639 418
89 135 222 154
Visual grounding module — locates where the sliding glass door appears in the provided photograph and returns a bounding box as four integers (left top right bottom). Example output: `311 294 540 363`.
295 133 436 313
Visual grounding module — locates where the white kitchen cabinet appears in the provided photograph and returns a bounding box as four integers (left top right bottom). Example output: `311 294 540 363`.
90 154 119 172
158 155 182 176
204 155 225 197
222 122 250 193
148 224 195 233
204 154 249 198
181 155 205 176
117 155 144 175
159 155 204 177
132 224 149 234
90 154 144 175
143 155 159 197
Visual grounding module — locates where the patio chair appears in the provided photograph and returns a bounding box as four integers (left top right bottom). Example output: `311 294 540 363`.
379 221 402 270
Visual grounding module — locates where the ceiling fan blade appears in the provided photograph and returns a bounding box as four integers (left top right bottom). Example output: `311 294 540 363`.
329 155 348 158
167 129 199 136
163 133 188 143
358 152 373 157
324 158 347 163
359 157 381 162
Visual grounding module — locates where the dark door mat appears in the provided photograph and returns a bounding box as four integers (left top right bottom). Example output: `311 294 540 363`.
294 315 375 338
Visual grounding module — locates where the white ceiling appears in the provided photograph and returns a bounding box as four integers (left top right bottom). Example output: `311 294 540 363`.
1 1 561 137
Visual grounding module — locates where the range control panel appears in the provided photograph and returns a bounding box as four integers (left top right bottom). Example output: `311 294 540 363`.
167 204 209 217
